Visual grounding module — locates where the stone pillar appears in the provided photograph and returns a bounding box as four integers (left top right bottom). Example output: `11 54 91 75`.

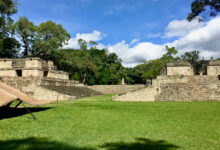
121 77 125 85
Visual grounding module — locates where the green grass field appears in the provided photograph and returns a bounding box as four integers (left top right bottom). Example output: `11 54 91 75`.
0 94 220 150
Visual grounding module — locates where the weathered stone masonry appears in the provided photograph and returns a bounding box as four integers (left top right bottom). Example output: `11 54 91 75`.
0 58 145 100
0 58 102 100
113 60 220 102
0 58 69 79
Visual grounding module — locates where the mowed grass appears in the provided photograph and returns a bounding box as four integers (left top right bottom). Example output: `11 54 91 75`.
0 94 220 150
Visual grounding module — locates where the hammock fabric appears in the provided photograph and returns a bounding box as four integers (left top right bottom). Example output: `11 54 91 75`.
0 81 54 107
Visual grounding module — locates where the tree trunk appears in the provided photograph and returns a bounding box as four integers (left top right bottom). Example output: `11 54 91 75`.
22 36 29 57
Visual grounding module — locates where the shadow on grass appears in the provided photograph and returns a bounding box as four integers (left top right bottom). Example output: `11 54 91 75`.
100 138 179 150
0 137 94 150
0 107 52 120
0 137 179 150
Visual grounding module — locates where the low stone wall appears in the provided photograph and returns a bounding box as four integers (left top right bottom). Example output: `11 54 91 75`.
113 86 156 102
86 85 145 94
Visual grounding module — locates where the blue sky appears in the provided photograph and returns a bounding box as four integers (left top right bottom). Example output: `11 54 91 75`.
13 0 220 67
14 0 193 44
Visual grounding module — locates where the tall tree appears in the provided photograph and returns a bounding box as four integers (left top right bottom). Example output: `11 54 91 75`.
0 0 17 34
78 39 97 84
187 0 220 21
0 0 19 58
14 16 36 57
33 21 70 60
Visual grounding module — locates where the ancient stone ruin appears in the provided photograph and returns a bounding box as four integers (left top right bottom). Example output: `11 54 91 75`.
113 60 220 102
0 58 143 101
0 58 69 79
0 58 102 100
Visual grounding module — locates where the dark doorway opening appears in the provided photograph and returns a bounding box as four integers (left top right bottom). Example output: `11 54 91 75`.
43 71 48 77
218 75 220 80
16 70 22 77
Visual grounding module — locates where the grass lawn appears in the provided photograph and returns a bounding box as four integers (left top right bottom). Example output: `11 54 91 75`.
0 94 220 150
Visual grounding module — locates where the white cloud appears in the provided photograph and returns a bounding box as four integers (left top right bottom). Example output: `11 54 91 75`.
164 18 202 38
147 32 161 38
130 39 140 45
169 16 220 58
76 30 104 42
63 38 80 49
109 17 220 67
63 30 105 49
108 41 164 67
63 17 220 67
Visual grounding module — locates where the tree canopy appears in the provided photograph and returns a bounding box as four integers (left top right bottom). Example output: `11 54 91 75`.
187 0 220 21
53 39 125 85
0 0 19 58
180 50 202 64
14 16 36 57
32 21 70 60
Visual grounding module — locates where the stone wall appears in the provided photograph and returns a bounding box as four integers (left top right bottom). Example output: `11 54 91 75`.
113 75 220 102
0 58 69 80
86 85 145 94
0 59 12 69
22 84 76 101
0 70 17 77
1 77 83 100
112 86 156 101
25 59 41 68
156 75 220 101
23 70 43 77
165 61 195 75
48 70 69 80
207 66 220 75
167 66 194 75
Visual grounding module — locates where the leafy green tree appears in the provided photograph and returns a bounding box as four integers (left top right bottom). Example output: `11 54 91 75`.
164 45 178 57
33 21 70 60
187 0 220 21
0 0 19 58
14 16 36 57
0 0 17 34
0 37 20 58
180 50 201 64
131 46 178 83
78 39 87 50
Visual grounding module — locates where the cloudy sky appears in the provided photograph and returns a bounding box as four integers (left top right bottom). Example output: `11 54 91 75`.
13 0 220 67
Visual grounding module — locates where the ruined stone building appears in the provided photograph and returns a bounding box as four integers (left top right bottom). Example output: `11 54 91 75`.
2 58 219 102
0 58 69 79
113 60 220 102
0 58 143 101
0 58 102 101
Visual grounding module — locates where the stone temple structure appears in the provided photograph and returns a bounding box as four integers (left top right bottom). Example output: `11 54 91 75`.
113 60 220 102
0 58 102 101
0 58 69 79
